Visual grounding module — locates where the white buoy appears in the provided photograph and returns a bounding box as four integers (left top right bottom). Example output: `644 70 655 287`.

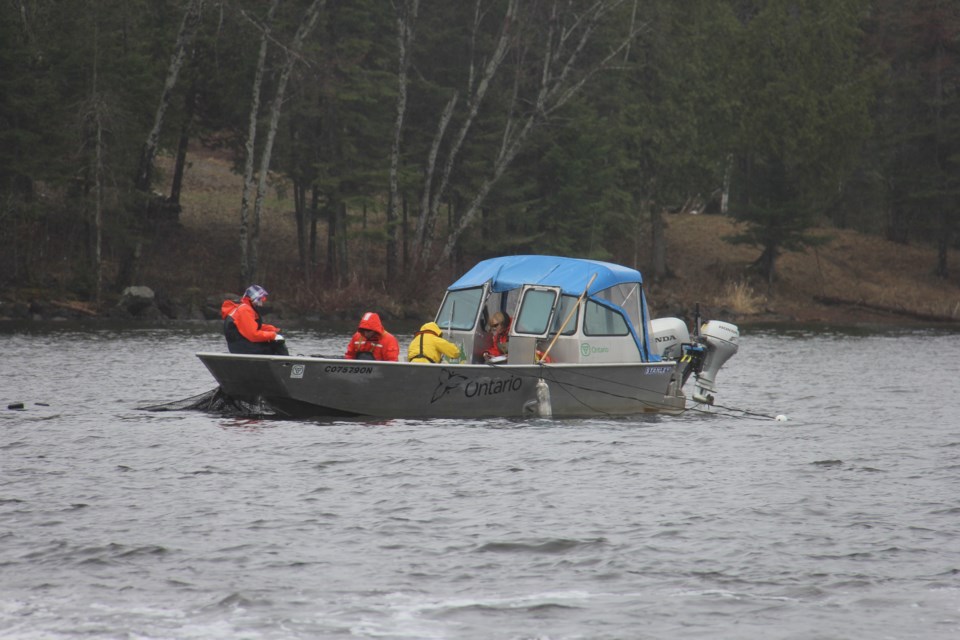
775 414 788 422
536 378 552 418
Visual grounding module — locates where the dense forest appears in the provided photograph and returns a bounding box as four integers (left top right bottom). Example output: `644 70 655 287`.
1 0 958 312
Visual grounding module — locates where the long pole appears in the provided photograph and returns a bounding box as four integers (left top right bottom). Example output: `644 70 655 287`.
539 272 597 362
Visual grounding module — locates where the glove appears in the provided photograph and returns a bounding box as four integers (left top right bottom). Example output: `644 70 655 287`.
274 333 285 342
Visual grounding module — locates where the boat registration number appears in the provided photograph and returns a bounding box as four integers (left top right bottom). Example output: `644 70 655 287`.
321 365 374 375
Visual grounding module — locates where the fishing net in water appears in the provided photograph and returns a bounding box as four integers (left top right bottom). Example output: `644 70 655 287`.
141 387 279 417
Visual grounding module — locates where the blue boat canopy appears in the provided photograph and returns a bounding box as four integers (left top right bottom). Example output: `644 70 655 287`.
448 255 643 296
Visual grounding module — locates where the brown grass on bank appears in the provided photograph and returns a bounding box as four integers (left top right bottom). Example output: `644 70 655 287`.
148 151 449 319
719 280 764 316
147 149 960 326
653 213 960 325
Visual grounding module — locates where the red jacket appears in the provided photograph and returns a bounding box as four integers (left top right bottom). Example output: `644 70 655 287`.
486 319 510 358
345 312 399 361
221 297 279 343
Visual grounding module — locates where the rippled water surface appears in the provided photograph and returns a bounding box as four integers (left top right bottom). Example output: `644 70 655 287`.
1 324 959 639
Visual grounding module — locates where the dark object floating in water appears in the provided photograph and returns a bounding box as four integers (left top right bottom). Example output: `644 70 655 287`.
7 402 24 410
141 387 278 417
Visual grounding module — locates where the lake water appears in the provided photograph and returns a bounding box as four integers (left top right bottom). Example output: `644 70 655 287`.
1 323 959 639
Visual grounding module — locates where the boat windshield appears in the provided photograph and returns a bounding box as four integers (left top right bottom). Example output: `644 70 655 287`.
437 287 484 331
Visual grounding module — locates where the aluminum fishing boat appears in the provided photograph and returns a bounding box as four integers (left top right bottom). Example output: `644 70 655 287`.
196 255 739 419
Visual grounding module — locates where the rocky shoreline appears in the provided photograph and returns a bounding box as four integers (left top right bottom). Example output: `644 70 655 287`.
0 286 229 323
0 286 402 328
4 284 959 331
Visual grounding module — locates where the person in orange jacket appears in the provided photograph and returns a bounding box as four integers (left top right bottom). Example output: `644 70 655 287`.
482 311 511 362
221 285 289 355
345 311 399 361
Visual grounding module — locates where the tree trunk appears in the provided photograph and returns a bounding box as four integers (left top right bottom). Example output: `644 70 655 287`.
94 111 104 307
324 198 349 288
419 0 639 273
249 0 324 284
239 0 281 286
755 244 779 286
360 203 368 282
650 206 667 282
134 0 204 193
92 16 104 308
121 0 202 291
325 202 337 285
721 153 733 215
387 0 419 284
411 0 517 269
336 200 349 285
168 84 197 208
411 93 457 268
309 185 320 276
402 193 409 271
631 198 647 270
936 210 950 279
885 177 911 245
294 177 308 277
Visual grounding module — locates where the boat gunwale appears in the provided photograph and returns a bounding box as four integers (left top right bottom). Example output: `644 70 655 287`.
194 352 677 370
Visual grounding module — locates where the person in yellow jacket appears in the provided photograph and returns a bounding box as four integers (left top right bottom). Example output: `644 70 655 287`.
407 322 462 363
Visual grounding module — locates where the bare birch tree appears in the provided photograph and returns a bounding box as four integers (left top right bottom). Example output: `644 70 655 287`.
410 0 518 269
402 0 640 274
386 0 420 283
87 9 106 307
114 0 205 288
133 0 204 193
238 0 281 286
246 0 324 284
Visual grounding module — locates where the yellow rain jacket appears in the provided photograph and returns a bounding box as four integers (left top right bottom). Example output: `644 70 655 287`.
407 322 461 363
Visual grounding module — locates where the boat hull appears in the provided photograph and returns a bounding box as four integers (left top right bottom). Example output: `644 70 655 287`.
196 353 687 419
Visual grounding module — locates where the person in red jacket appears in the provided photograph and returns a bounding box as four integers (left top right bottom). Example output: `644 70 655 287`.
221 285 289 355
482 311 511 362
344 311 399 361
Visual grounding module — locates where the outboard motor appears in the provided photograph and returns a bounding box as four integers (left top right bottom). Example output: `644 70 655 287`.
693 320 739 403
649 317 691 359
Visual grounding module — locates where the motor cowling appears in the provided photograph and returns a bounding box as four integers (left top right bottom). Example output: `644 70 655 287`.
649 317 691 360
695 320 739 400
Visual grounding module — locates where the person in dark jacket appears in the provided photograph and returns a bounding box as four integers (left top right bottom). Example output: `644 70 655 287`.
221 285 289 355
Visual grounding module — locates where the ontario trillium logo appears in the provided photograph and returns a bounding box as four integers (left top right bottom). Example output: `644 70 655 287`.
580 342 609 356
431 368 468 403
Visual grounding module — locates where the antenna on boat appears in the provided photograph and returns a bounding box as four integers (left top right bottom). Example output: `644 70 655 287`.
693 302 702 339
